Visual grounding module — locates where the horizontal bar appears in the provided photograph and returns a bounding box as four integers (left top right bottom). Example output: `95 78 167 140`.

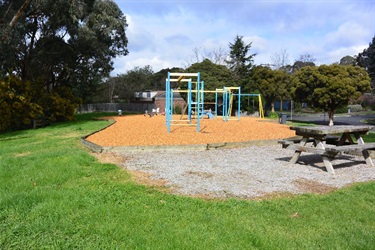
169 79 192 82
170 124 196 126
169 73 199 77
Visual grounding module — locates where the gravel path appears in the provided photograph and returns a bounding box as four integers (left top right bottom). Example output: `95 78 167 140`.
119 144 375 199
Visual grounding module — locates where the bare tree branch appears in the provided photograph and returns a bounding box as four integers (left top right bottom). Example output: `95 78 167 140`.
2 0 33 42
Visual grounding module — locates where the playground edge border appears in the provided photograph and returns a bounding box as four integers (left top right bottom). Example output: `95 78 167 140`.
80 116 281 153
81 135 280 153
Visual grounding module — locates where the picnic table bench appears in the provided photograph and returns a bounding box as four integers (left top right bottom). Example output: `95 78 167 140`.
279 125 375 174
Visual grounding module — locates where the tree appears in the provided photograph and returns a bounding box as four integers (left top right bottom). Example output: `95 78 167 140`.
290 53 317 73
152 67 184 91
184 45 228 68
339 55 356 66
271 49 290 70
225 35 256 85
298 54 317 63
116 65 154 103
0 0 128 102
186 59 232 90
292 61 316 71
0 0 128 129
250 66 290 112
292 65 370 126
185 59 232 105
357 36 375 89
0 0 33 42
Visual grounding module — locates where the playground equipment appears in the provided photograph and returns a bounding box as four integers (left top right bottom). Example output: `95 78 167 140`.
166 71 264 133
237 93 264 119
166 72 204 133
214 88 264 121
222 87 241 122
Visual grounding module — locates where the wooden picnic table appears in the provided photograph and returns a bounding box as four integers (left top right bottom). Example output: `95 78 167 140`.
279 125 375 174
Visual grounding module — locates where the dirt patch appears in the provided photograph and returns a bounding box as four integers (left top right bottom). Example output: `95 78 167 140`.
92 151 125 165
14 152 31 157
128 170 170 190
293 178 338 194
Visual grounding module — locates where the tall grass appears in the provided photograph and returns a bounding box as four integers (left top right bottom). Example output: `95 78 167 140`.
1 113 374 249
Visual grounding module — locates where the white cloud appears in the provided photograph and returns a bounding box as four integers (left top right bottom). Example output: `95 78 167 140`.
325 21 371 49
113 0 375 74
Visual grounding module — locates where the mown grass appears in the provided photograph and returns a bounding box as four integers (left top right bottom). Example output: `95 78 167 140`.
1 113 375 249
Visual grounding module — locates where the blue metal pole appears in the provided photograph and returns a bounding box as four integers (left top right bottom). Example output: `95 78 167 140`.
188 79 192 123
196 72 201 132
223 87 228 122
223 88 226 121
238 87 241 121
166 72 171 133
201 81 204 117
215 90 218 118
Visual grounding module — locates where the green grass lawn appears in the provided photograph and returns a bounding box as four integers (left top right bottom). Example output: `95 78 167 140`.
1 113 375 249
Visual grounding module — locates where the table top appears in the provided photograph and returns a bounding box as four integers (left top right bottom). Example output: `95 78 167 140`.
290 125 374 136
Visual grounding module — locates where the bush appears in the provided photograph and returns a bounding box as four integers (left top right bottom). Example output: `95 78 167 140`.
174 104 182 114
335 106 349 114
0 75 82 132
360 93 375 110
267 111 279 119
0 75 43 132
348 104 363 112
38 86 81 123
244 105 255 114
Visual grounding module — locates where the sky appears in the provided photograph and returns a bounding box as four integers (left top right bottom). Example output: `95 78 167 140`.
112 0 375 75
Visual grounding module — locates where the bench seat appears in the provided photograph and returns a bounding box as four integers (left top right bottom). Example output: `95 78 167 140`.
278 136 340 149
324 143 375 155
278 138 315 148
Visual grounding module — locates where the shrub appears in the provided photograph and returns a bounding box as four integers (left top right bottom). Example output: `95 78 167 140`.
0 75 43 132
0 75 82 132
268 111 279 119
174 104 182 114
348 104 363 112
244 105 255 114
360 93 375 110
335 106 349 114
38 86 81 123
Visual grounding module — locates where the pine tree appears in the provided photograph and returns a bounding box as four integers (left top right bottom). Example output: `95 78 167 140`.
357 36 375 89
225 35 256 84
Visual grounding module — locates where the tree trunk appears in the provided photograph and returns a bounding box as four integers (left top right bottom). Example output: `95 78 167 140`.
2 0 33 42
328 111 334 126
280 99 283 111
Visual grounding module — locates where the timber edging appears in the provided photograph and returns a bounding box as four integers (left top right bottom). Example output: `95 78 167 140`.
81 136 280 153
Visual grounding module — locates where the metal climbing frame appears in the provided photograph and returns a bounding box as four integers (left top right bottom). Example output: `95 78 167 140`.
222 87 241 122
166 72 204 133
239 93 265 119
215 89 264 120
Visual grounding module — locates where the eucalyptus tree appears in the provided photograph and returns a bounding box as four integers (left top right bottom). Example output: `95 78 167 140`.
0 0 128 102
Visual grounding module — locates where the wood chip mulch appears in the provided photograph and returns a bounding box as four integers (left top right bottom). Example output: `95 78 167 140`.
86 114 296 147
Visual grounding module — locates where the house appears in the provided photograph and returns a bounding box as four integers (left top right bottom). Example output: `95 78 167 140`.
133 90 187 113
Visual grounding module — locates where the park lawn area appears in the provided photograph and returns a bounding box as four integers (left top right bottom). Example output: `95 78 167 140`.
1 113 375 249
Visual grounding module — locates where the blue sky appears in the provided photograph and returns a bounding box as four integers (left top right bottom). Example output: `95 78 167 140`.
112 0 375 75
